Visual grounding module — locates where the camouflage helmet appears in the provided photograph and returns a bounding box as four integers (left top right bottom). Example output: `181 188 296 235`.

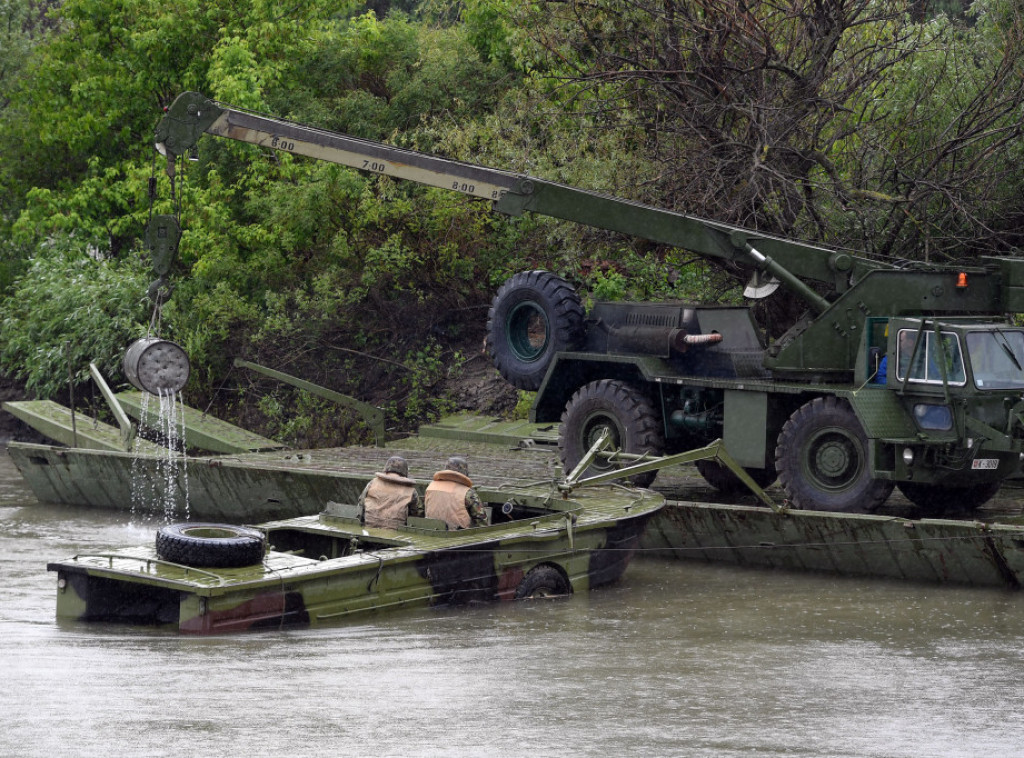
445 455 469 477
383 455 409 477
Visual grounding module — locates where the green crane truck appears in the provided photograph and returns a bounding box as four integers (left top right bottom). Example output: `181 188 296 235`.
153 92 1024 513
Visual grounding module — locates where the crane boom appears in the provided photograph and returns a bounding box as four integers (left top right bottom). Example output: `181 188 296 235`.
154 91 898 312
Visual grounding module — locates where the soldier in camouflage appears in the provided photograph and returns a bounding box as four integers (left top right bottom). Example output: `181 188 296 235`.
424 456 487 529
358 455 423 529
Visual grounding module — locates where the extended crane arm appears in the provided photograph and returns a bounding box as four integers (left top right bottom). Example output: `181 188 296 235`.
155 92 520 201
155 92 888 309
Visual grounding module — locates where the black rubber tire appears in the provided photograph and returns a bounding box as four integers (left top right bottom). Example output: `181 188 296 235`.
775 396 894 513
155 523 266 568
559 379 665 488
515 565 572 599
696 459 777 495
897 481 1001 513
487 270 584 391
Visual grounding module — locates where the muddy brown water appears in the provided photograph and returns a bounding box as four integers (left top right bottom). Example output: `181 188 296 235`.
3 447 1024 757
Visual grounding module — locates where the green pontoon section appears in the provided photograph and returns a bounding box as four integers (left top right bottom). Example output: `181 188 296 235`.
3 394 284 455
2 400 164 453
4 438 567 522
114 391 285 453
644 501 1024 588
415 412 559 448
11 411 1024 590
6 443 375 521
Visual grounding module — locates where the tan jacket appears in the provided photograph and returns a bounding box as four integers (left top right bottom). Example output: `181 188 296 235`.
363 472 418 529
424 470 473 529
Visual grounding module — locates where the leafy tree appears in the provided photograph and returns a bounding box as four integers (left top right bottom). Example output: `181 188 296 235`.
1 0 357 222
822 0 1024 260
2 7 526 440
492 0 1024 266
0 0 43 111
499 2 923 233
1 0 56 291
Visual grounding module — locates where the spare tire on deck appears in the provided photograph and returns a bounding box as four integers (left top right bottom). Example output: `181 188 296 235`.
487 270 584 391
155 523 266 568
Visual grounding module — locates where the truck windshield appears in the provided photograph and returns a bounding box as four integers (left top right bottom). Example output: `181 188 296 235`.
895 329 966 385
966 330 1024 389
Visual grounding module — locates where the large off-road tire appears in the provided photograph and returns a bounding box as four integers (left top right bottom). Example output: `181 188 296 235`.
559 379 665 488
155 523 266 568
695 459 777 495
515 565 572 599
897 481 1001 514
487 270 585 391
776 397 894 513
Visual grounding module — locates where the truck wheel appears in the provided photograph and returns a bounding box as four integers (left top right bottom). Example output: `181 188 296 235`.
559 379 664 487
155 523 266 568
776 397 893 512
896 481 1001 513
488 270 584 391
515 565 572 599
695 460 776 495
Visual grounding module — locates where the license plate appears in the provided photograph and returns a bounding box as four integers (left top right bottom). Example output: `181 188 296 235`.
971 458 999 470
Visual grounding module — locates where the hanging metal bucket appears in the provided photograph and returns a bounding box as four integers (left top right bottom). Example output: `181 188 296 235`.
123 337 190 395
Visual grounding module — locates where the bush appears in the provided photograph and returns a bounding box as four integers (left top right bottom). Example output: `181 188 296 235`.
0 239 151 397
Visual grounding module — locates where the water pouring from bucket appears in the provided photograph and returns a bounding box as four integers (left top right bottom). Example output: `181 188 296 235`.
123 337 192 522
123 337 190 395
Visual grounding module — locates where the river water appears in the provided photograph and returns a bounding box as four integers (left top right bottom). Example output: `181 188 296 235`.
3 447 1024 757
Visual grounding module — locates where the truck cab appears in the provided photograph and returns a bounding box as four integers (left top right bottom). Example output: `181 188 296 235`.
856 317 1024 506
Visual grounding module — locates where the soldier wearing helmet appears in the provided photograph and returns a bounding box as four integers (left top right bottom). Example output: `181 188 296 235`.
424 455 487 529
358 455 422 529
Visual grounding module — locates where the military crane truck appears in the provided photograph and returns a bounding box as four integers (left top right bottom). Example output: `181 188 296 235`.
153 92 1024 513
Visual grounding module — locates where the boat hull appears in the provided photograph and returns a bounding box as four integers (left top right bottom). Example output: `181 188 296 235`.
643 500 1024 589
48 490 661 634
7 442 371 522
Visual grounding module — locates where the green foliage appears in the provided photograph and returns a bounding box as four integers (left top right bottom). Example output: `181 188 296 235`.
271 12 511 141
579 250 738 308
511 390 534 420
0 0 353 229
0 240 151 396
0 0 52 245
0 0 40 108
11 158 154 256
255 389 362 449
817 0 1024 258
917 0 970 19
0 227 35 296
460 0 517 68
390 339 462 425
589 269 628 301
